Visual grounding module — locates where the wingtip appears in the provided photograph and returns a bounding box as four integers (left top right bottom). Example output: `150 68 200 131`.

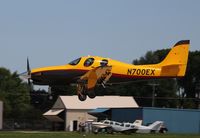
174 40 190 47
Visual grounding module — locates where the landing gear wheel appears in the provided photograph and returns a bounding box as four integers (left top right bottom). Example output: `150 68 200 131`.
107 127 113 134
87 90 96 99
78 94 87 101
77 82 87 101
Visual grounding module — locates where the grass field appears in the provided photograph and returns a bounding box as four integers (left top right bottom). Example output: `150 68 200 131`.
0 132 199 138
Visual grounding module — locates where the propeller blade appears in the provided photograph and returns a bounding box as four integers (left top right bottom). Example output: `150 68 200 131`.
26 58 33 91
27 57 31 75
19 71 30 79
26 57 32 86
27 58 31 75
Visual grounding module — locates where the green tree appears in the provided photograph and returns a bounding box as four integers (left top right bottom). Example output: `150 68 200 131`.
177 51 200 108
0 68 33 119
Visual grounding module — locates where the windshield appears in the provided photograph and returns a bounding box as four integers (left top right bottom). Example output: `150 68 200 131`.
69 58 81 65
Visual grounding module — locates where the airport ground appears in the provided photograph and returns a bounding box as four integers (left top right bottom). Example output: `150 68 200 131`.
0 131 199 138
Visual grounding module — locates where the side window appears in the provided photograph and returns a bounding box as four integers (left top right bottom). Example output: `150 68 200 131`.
100 59 108 66
115 122 121 126
84 58 94 67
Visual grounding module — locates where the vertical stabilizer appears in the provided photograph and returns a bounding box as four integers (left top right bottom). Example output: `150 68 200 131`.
159 40 190 77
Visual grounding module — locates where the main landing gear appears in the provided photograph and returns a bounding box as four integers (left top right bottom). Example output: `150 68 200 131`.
77 81 96 101
76 66 112 101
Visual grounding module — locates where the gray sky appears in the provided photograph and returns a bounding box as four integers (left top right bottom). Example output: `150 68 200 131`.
0 0 199 73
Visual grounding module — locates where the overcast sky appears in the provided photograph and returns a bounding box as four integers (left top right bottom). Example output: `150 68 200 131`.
0 0 199 73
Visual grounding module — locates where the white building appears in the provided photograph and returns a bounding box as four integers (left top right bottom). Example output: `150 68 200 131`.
43 96 138 131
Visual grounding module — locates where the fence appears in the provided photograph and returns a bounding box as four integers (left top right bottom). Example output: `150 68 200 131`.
3 119 52 130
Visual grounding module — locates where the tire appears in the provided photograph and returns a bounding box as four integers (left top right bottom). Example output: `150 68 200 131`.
87 90 96 99
124 130 131 135
78 94 87 101
107 127 113 134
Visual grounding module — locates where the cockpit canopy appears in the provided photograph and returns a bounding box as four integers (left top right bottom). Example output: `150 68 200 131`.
68 57 109 67
68 58 81 65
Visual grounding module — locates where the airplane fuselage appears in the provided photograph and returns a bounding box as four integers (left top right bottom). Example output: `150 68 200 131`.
31 56 162 85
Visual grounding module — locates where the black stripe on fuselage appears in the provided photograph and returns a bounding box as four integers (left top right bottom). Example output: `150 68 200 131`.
31 69 178 85
31 69 87 85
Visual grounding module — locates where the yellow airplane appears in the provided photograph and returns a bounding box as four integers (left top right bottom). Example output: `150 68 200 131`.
24 40 189 101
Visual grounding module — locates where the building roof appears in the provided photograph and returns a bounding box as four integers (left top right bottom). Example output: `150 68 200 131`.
43 109 64 122
43 109 64 116
53 95 138 110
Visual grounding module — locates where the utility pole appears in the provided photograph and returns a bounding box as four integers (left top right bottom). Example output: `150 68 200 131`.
148 81 159 107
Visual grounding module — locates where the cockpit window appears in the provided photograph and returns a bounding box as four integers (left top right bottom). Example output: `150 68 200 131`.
69 58 81 66
100 59 108 66
84 58 94 67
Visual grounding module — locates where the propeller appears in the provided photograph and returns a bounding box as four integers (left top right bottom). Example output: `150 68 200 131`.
18 57 33 92
27 58 31 85
19 57 32 86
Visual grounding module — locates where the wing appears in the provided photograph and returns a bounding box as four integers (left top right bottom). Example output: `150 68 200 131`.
79 66 112 90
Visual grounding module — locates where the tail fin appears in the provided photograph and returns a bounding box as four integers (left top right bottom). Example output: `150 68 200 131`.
133 120 142 126
159 40 190 77
148 121 163 130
